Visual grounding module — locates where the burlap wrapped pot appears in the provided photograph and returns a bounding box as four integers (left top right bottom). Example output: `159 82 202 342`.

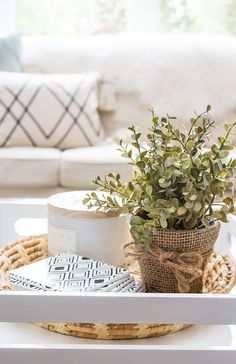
131 223 220 293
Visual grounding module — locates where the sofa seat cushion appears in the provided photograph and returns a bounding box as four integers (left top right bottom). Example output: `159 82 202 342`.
60 144 132 188
0 147 61 187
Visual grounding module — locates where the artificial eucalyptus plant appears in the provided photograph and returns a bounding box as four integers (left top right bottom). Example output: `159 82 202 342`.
83 106 236 249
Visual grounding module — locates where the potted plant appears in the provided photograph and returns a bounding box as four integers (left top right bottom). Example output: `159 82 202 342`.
83 106 236 293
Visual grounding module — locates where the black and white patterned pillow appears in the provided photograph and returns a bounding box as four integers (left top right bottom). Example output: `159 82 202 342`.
0 72 106 149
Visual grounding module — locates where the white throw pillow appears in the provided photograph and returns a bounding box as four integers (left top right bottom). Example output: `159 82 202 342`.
0 72 108 149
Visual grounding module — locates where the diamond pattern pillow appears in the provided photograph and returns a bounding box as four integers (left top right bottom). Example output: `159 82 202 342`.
0 72 105 149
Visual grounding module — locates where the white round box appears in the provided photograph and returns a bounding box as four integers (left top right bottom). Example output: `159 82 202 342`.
47 191 131 266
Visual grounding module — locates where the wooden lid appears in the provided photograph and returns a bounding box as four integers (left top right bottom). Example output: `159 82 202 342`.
48 191 121 219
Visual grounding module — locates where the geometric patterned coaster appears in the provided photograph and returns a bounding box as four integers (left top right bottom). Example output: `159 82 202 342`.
8 252 131 293
47 253 130 291
8 273 54 291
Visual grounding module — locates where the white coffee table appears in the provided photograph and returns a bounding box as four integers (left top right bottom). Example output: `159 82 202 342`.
0 198 235 364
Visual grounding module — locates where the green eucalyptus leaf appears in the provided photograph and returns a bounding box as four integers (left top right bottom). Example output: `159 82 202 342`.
168 206 176 213
131 142 139 149
193 202 202 212
218 150 229 159
186 140 195 151
177 206 187 216
136 161 145 169
160 216 168 228
185 201 194 209
189 194 197 201
231 159 236 168
146 185 153 195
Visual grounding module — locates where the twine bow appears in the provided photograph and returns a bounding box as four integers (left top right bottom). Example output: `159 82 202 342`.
124 243 205 293
155 248 203 292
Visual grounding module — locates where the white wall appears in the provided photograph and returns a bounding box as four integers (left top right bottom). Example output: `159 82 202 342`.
0 0 16 36
127 0 160 33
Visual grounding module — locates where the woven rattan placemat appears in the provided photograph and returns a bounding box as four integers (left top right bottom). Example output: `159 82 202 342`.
0 235 235 340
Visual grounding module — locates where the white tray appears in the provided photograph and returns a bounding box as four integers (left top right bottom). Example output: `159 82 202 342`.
0 287 236 364
0 199 235 363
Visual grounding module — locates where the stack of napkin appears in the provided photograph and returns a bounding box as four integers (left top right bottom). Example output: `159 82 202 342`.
9 252 145 293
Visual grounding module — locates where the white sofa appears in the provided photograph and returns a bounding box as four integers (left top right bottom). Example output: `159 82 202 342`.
1 33 236 197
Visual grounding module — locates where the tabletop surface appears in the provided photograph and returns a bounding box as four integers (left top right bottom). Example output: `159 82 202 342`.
0 322 236 347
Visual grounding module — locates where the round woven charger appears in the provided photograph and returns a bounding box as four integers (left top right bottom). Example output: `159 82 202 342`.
0 235 235 340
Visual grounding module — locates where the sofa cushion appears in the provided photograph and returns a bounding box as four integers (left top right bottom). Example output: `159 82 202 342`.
0 34 22 72
22 34 236 146
0 147 61 187
0 72 105 149
60 144 132 188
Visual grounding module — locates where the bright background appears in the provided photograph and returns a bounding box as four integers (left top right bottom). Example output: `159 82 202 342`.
1 0 236 36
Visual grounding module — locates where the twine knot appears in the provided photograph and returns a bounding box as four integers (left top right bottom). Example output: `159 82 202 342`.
158 251 176 265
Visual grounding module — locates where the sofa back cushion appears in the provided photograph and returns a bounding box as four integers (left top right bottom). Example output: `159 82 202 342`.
0 34 22 72
21 34 236 145
0 71 105 149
